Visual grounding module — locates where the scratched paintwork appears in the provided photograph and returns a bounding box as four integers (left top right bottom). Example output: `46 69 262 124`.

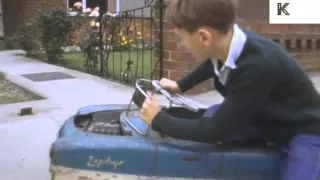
51 104 281 180
51 166 217 180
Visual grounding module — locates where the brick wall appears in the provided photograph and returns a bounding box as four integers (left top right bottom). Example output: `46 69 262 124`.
3 0 66 36
238 21 320 72
154 0 320 94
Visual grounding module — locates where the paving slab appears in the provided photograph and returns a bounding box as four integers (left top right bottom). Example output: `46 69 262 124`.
0 116 59 180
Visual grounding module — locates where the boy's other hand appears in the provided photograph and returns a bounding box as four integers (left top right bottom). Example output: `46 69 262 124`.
140 92 161 125
159 78 181 93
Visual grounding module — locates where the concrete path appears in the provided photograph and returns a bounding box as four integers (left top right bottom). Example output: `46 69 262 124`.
0 50 319 180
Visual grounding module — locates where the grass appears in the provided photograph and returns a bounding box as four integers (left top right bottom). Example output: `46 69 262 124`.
0 72 4 79
63 50 155 81
0 72 42 104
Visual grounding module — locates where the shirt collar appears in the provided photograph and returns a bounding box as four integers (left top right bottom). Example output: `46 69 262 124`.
213 24 247 70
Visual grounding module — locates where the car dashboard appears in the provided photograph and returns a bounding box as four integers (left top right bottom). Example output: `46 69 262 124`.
68 105 206 141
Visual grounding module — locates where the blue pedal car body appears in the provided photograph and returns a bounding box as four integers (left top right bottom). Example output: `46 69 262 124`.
50 104 280 180
49 79 280 180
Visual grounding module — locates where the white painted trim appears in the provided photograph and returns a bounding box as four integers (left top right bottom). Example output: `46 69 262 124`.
68 11 78 16
82 0 86 12
50 165 217 180
116 0 120 12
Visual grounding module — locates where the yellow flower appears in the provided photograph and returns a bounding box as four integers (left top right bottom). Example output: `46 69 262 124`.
108 37 111 41
123 41 128 45
129 39 134 43
137 31 141 35
121 36 126 41
89 20 95 27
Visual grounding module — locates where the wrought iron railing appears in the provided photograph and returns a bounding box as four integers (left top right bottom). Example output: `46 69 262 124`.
83 0 164 85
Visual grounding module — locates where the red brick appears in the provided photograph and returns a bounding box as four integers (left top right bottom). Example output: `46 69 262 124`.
169 70 189 81
262 24 289 34
170 51 195 62
162 69 170 79
3 0 66 35
163 60 188 71
163 41 177 50
163 30 176 41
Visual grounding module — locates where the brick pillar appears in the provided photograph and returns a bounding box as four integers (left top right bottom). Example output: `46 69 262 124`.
154 0 213 94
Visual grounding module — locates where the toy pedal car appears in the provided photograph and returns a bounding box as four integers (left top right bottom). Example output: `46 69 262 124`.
49 79 280 180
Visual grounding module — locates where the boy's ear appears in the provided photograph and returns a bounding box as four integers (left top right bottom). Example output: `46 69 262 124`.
198 28 212 47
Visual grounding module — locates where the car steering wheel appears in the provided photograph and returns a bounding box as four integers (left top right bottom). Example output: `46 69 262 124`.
135 79 199 112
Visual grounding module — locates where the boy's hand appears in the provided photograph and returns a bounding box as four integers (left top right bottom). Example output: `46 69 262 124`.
159 78 181 93
140 92 161 125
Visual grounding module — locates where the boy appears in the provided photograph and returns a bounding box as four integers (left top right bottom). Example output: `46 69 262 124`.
139 0 320 179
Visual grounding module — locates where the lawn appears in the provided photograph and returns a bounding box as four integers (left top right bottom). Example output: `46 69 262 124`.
63 50 155 81
0 72 42 104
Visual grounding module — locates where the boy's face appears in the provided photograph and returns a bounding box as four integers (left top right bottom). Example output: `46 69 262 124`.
174 28 214 61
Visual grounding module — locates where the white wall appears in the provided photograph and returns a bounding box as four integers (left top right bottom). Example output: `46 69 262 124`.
119 0 153 17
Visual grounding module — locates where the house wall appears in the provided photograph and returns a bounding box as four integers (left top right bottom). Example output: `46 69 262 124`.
3 0 25 36
119 0 152 17
3 0 66 36
236 0 269 22
107 0 117 12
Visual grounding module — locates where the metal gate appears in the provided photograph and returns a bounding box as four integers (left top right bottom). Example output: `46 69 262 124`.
83 0 164 85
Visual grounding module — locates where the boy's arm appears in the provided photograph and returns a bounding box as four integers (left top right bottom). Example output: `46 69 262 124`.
151 60 275 142
176 59 213 92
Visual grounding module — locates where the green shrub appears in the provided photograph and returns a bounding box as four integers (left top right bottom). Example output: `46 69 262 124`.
3 37 16 50
37 8 78 63
11 21 39 56
79 28 100 74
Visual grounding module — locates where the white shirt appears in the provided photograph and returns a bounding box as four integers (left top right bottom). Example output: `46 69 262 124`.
211 24 247 85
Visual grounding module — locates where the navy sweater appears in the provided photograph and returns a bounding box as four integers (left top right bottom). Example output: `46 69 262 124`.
151 30 320 145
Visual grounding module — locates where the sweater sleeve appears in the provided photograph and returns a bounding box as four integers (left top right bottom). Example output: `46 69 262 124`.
151 61 275 142
176 59 214 92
